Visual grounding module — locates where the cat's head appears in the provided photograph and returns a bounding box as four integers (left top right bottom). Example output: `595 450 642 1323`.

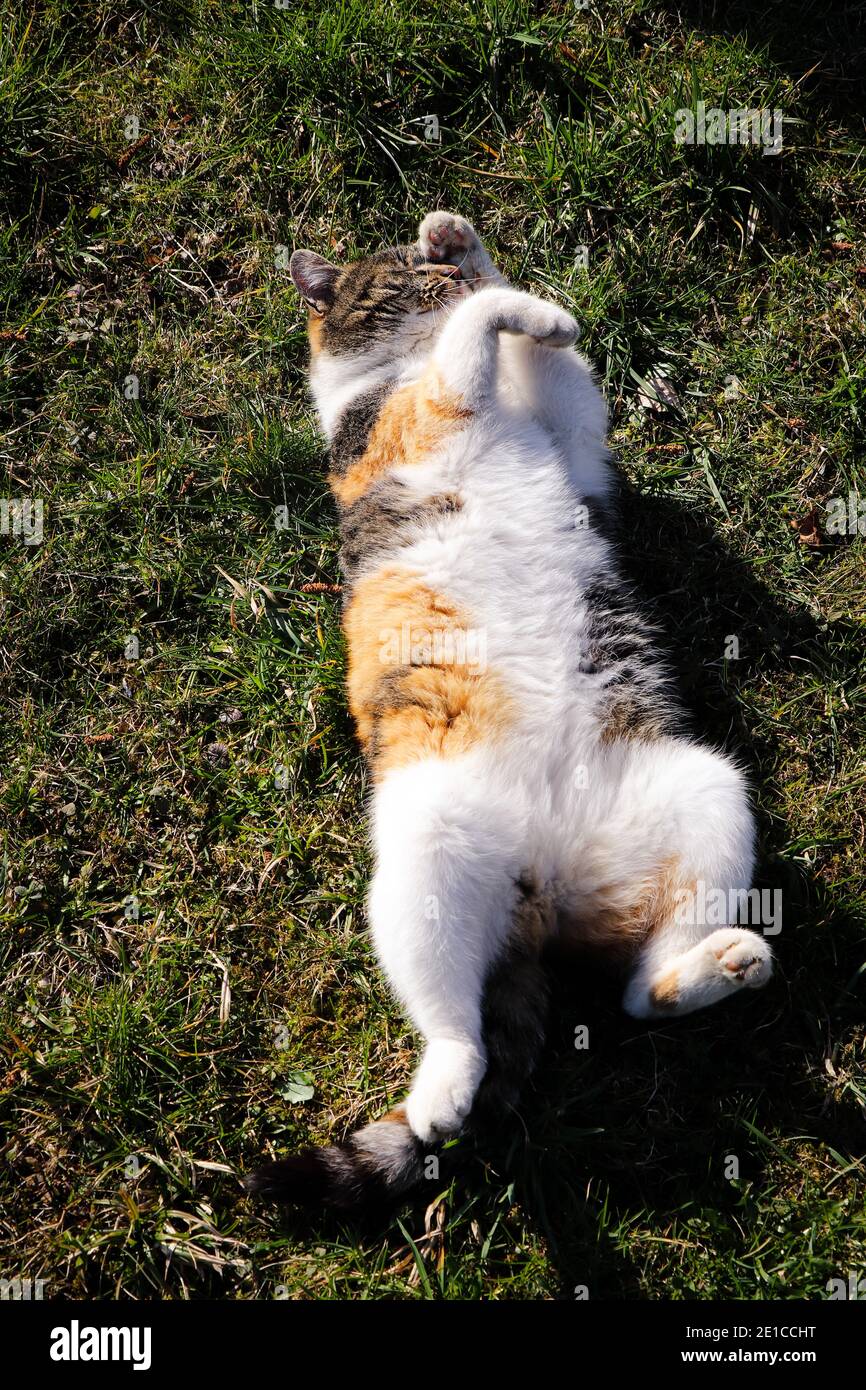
289 244 469 363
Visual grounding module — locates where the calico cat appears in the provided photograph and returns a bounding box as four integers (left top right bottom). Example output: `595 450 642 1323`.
245 212 773 1209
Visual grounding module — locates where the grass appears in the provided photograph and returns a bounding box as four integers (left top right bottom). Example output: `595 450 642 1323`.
0 0 864 1301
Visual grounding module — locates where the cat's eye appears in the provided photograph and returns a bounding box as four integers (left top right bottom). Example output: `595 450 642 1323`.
413 261 461 279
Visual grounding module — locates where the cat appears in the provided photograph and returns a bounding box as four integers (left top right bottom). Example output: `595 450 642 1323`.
245 211 773 1209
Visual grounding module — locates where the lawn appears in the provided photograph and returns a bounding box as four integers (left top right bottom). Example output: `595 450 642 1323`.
1 0 864 1300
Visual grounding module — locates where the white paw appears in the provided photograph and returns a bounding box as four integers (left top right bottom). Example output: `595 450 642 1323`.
528 303 579 347
498 292 578 348
417 210 478 267
405 1038 486 1142
709 930 773 989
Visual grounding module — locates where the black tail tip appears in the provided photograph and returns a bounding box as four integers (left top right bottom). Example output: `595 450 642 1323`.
244 1107 429 1212
243 1150 330 1203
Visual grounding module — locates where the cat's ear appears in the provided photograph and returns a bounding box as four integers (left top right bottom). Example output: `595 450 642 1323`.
290 250 339 315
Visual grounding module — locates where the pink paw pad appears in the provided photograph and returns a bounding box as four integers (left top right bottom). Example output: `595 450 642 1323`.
712 937 771 987
432 240 465 260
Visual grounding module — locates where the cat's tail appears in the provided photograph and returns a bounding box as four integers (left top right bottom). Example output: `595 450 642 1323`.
242 1103 425 1210
243 936 550 1211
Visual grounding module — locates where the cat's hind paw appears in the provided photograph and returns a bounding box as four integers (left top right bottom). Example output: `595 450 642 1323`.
405 1038 486 1142
711 930 774 988
623 928 774 1019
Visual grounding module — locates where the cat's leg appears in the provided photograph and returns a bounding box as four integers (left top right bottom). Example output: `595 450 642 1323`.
417 210 508 290
624 922 774 1019
417 210 600 441
367 756 522 1141
501 334 612 501
419 212 612 497
620 744 774 1019
429 286 578 410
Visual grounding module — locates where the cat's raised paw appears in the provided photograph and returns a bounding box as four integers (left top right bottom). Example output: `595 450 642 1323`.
418 211 477 265
417 211 495 285
530 305 579 347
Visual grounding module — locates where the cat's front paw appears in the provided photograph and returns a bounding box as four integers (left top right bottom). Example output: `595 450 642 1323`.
529 303 579 347
493 290 578 347
418 210 477 264
417 210 493 287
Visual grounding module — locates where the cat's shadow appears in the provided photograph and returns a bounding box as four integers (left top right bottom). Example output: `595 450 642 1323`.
424 482 859 1300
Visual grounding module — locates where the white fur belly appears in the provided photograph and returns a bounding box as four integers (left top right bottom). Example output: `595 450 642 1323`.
393 418 614 757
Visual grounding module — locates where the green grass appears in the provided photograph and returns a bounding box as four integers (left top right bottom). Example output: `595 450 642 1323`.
1 0 864 1300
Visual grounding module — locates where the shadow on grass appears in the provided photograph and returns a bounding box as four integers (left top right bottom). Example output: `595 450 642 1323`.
472 485 860 1299
654 0 866 125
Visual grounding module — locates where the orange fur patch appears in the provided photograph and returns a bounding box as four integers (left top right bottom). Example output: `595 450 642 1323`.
307 311 324 356
330 368 472 508
648 966 680 1011
342 564 509 775
559 858 688 962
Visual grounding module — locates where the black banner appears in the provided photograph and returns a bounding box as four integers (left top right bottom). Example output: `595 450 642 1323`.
1 1297 861 1376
